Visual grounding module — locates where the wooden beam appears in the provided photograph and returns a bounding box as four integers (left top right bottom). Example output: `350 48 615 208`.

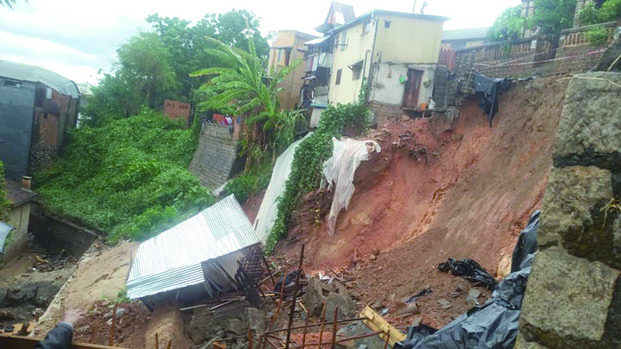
359 306 406 347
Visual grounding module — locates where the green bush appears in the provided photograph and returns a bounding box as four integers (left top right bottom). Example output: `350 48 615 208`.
579 0 621 25
586 26 610 43
224 164 272 204
0 161 9 221
37 109 214 242
265 101 370 252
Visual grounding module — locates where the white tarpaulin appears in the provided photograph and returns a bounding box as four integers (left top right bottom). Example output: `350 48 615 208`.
323 138 381 235
254 134 311 242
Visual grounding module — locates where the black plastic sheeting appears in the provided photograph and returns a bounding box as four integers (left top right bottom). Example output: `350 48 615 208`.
438 258 498 290
473 74 511 127
395 210 540 349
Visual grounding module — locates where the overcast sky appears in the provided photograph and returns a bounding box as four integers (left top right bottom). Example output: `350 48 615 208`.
0 0 519 85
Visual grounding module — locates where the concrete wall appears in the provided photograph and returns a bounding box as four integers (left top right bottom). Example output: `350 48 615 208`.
29 202 97 257
328 19 376 105
373 14 444 64
0 78 35 180
1 203 31 262
368 62 436 107
189 123 240 190
516 72 621 348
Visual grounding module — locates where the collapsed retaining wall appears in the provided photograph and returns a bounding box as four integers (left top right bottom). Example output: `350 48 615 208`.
189 123 241 190
517 72 621 348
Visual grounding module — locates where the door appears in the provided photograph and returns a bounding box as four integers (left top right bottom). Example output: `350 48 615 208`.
402 69 424 109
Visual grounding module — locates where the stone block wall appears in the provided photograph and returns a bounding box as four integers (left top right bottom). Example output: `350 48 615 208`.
516 72 621 348
189 123 239 190
369 103 407 125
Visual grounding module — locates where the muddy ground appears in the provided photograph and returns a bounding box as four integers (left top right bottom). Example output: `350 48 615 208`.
0 250 77 328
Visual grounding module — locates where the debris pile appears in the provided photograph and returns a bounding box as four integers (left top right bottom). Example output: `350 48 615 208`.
32 252 77 272
73 300 151 347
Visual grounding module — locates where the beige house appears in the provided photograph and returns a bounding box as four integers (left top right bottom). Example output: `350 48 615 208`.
1 179 37 261
268 30 318 110
327 10 447 114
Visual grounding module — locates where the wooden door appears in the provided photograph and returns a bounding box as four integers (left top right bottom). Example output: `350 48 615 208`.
402 69 424 109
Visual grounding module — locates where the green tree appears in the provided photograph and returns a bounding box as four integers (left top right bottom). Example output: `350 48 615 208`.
0 0 18 8
0 161 10 221
578 0 621 25
488 6 526 41
191 38 302 164
146 10 270 103
84 33 177 125
531 0 577 41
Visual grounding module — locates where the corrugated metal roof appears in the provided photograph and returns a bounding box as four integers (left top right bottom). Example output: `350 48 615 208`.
127 195 259 299
0 60 80 98
442 27 489 41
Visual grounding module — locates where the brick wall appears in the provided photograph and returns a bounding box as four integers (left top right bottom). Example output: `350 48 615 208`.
189 123 240 190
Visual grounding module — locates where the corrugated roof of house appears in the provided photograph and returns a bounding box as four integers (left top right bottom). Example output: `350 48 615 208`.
126 195 260 299
442 27 489 41
4 179 37 208
0 60 80 98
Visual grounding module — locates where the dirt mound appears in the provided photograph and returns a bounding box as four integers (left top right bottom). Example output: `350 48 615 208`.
73 300 151 348
275 77 568 327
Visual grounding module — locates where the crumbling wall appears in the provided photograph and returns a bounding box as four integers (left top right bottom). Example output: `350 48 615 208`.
189 123 240 189
517 72 621 348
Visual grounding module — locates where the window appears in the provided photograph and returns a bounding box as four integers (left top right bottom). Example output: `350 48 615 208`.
277 49 283 64
384 20 391 28
3 79 22 88
284 48 292 66
362 21 369 34
350 60 363 80
335 69 342 85
340 31 347 51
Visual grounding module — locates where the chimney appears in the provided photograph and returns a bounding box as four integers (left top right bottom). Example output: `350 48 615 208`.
21 176 32 190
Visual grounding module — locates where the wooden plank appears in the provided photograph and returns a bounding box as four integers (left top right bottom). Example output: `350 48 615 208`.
359 306 406 347
0 335 128 349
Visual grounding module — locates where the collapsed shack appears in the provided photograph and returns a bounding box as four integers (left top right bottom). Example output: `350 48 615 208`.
395 210 540 349
127 195 265 310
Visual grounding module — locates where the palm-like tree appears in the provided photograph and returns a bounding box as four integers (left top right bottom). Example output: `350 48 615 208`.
191 38 303 162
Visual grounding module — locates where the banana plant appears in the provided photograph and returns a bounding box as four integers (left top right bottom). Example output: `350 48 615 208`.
191 37 302 163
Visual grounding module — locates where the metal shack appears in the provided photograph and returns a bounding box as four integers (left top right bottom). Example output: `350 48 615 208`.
127 195 264 308
0 60 80 180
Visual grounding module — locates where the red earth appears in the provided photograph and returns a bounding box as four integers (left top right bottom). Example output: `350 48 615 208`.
270 76 569 328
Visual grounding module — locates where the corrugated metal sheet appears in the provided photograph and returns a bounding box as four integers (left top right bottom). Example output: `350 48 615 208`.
127 195 259 299
0 60 80 98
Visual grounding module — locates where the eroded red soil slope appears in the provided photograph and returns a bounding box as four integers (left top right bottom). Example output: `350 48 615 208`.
275 77 568 325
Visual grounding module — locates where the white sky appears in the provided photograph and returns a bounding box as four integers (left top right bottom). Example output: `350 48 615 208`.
0 0 520 84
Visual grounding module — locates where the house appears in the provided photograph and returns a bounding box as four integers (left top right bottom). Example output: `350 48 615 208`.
0 179 37 261
268 30 318 110
0 60 80 181
315 1 356 34
327 10 448 121
127 195 264 307
442 27 490 50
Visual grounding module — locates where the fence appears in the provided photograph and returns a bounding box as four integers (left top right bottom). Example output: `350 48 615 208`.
449 21 618 79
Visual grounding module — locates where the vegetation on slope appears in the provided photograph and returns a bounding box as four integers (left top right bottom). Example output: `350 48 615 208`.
0 161 10 221
36 110 214 242
266 90 371 252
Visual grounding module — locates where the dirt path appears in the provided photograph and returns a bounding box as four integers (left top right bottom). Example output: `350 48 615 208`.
34 241 138 337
